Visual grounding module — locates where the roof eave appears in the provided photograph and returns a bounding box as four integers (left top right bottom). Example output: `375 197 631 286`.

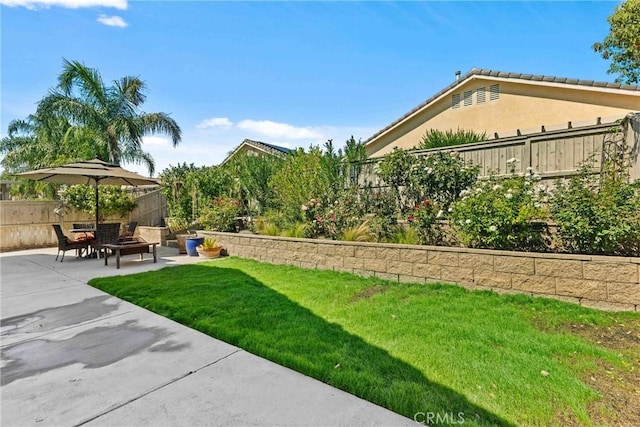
365 71 640 148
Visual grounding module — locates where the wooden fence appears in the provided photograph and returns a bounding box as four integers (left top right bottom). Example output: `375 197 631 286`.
357 115 639 187
0 189 167 251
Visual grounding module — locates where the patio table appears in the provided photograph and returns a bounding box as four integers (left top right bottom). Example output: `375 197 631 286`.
70 228 97 258
102 242 159 269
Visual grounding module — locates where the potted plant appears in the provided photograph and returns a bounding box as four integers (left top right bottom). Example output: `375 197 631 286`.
166 217 190 254
196 237 223 259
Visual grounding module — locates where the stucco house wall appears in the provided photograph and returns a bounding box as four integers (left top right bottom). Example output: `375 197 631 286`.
366 69 640 158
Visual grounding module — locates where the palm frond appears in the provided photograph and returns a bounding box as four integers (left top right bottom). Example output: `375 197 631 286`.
116 76 147 106
141 112 182 146
58 59 107 106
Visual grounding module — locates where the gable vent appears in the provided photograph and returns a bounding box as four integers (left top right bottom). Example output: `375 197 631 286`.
452 94 461 109
477 87 486 103
490 84 500 101
463 90 473 106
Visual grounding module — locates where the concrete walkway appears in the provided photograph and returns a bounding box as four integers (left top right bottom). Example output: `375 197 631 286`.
0 247 413 426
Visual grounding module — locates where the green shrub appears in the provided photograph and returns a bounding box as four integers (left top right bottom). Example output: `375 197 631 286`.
225 153 282 215
166 216 189 234
60 185 136 221
417 128 487 150
199 197 242 232
450 172 549 251
160 163 234 224
407 199 442 245
377 148 416 212
365 190 398 242
550 166 640 255
269 145 342 224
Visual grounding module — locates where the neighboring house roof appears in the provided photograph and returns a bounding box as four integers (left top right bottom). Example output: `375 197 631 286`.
221 139 293 166
365 68 640 146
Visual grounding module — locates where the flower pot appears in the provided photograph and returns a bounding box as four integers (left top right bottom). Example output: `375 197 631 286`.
186 237 205 256
196 245 223 259
176 234 190 254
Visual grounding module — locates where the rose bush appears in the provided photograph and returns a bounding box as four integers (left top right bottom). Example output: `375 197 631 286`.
450 171 549 251
550 165 640 256
199 197 242 232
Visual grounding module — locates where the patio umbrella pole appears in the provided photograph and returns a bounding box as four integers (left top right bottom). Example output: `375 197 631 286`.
94 181 99 227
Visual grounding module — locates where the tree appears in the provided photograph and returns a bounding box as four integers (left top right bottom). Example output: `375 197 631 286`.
225 153 283 215
3 59 182 176
592 0 640 84
0 112 95 198
269 146 336 223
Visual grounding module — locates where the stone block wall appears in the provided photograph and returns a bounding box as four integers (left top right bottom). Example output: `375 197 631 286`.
199 232 640 312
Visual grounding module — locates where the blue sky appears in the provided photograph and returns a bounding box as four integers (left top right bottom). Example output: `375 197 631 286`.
0 0 621 176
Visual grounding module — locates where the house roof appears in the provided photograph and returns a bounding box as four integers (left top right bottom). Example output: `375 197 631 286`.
365 68 640 145
221 139 293 166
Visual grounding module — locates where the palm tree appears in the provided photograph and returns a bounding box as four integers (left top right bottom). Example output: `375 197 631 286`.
36 59 181 175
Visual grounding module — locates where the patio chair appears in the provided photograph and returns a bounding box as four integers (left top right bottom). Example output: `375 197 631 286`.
52 224 90 262
91 223 122 260
118 221 138 242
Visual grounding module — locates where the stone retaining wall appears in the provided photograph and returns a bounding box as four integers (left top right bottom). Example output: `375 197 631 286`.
199 232 640 312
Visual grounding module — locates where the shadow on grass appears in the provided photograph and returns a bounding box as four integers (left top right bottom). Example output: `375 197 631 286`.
89 264 513 426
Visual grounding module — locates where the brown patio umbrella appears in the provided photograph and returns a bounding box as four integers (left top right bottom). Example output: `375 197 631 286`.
17 158 160 227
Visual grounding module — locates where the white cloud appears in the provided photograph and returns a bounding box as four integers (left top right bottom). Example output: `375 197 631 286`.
237 119 323 140
142 136 170 147
97 14 127 27
196 117 233 129
124 117 381 176
0 0 127 10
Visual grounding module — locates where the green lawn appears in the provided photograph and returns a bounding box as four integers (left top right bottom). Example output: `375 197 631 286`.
89 257 640 426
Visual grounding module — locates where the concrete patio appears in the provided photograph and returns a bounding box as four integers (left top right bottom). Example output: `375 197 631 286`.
0 246 413 426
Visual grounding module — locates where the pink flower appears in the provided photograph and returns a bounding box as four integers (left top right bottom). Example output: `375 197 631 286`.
408 215 415 222
330 214 336 221
316 216 323 222
301 205 308 211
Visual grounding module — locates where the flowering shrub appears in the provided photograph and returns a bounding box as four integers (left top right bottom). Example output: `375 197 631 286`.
199 197 242 232
321 188 367 240
377 148 416 212
410 151 479 210
550 166 640 256
407 199 442 245
301 198 325 237
364 190 398 242
450 171 549 251
377 149 479 214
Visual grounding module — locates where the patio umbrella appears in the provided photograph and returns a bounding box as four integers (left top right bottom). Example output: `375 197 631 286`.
17 158 160 227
